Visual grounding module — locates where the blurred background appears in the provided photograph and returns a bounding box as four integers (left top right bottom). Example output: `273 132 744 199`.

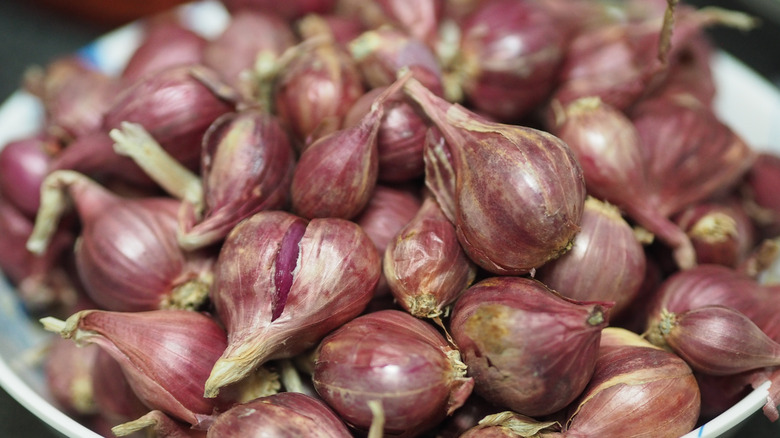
1 0 780 436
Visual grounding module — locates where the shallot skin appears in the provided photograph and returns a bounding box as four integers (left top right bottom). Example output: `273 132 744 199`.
205 211 380 397
384 196 477 318
206 392 352 438
312 309 474 437
449 276 610 417
645 264 780 345
180 109 296 248
452 0 567 121
537 196 646 319
0 135 53 218
41 309 234 428
405 78 586 275
656 305 780 376
562 327 701 438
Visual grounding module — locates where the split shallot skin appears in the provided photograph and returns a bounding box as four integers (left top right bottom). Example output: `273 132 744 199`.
204 210 381 398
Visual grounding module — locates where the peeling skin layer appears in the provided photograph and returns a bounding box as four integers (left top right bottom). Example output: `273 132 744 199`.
273 220 307 321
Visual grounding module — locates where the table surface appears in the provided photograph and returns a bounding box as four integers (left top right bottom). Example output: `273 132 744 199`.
2 0 780 437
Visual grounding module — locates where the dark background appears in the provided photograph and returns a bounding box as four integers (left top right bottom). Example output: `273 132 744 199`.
1 0 780 436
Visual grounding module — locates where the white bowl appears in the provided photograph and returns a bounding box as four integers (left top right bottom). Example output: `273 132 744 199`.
1 2 779 437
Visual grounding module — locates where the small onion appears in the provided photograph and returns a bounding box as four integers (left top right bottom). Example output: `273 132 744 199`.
405 77 585 275
550 95 695 269
23 56 119 141
446 0 567 122
651 305 780 375
45 337 100 416
40 309 235 428
312 309 474 437
109 106 296 250
450 276 611 416
51 65 237 182
0 135 55 218
673 199 757 268
645 264 780 344
343 86 429 183
204 211 380 398
537 196 646 319
26 170 215 312
384 196 477 319
206 392 351 437
0 195 76 312
272 32 365 148
202 10 297 96
120 18 209 85
558 327 701 438
290 73 410 219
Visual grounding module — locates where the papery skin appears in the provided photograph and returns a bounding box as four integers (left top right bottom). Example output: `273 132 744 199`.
344 87 429 183
452 0 567 121
91 348 149 425
384 196 477 318
550 96 695 270
0 135 53 218
658 305 780 375
449 277 610 416
206 392 351 438
202 10 297 93
630 93 756 219
178 109 296 249
120 19 208 85
273 37 364 147
561 327 700 438
405 79 585 275
205 211 380 397
313 309 474 437
537 196 646 319
644 264 780 345
42 309 233 427
289 105 381 219
673 200 756 268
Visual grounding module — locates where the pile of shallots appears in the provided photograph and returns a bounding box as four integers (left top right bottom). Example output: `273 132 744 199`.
3 0 780 437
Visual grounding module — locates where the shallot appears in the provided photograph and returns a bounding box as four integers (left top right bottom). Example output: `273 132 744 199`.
26 170 214 312
405 77 585 275
204 210 380 397
312 309 474 436
449 276 611 416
